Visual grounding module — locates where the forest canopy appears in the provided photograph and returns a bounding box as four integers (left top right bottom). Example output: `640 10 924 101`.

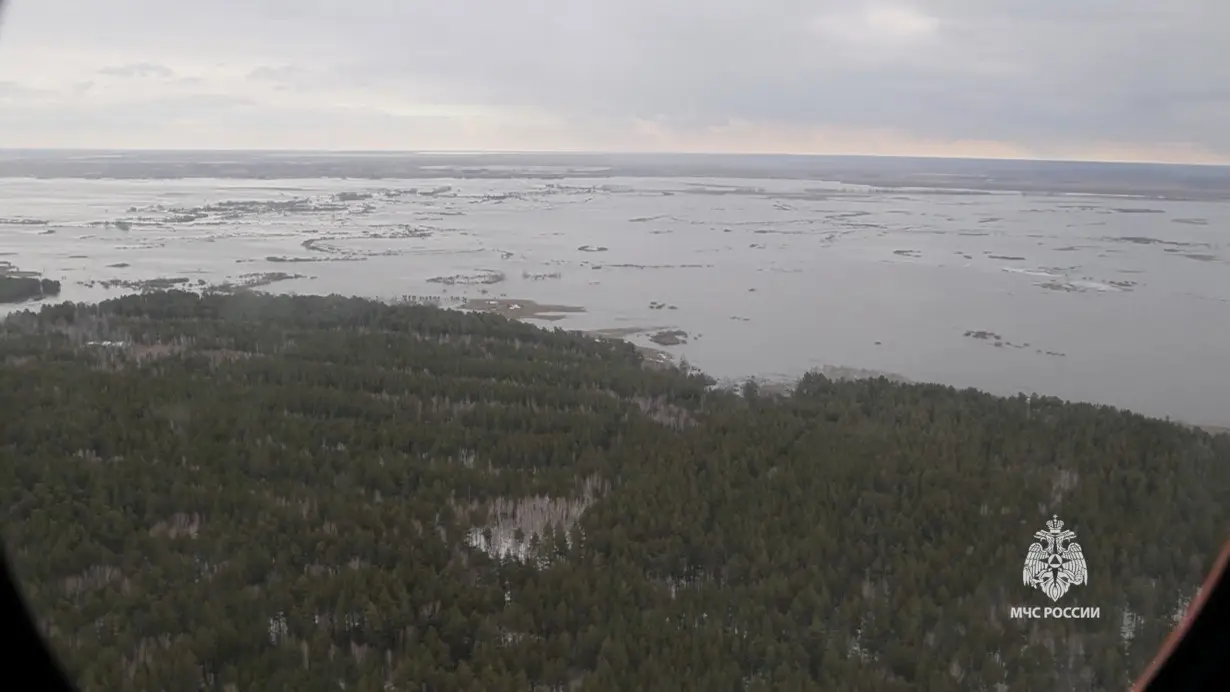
0 275 61 303
1 290 1227 691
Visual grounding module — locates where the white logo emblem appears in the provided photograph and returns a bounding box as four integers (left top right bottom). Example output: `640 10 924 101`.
1023 516 1088 602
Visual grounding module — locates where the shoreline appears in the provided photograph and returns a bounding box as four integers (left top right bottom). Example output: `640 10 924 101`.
454 298 1230 434
3 288 1228 435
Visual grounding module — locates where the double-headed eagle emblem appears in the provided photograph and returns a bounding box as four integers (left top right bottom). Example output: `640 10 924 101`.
1023 516 1088 602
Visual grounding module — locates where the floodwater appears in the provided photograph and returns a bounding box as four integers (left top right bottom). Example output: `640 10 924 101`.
3 155 1230 427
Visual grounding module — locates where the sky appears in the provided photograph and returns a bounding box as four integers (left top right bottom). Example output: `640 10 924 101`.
0 0 1227 162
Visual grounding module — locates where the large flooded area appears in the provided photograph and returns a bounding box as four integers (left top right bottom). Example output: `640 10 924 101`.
3 151 1230 427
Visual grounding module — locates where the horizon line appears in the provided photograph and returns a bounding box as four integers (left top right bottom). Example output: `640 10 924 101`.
2 146 1228 168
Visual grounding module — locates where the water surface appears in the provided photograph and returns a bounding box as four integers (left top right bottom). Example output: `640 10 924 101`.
3 152 1229 426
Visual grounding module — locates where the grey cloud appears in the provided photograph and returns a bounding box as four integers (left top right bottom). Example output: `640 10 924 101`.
247 66 303 83
169 93 255 109
0 98 464 150
0 80 47 96
96 62 177 79
3 93 253 127
5 0 1230 155
0 80 57 106
245 65 324 91
283 0 1230 152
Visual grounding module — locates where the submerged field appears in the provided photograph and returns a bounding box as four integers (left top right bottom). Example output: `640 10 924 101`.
3 154 1230 427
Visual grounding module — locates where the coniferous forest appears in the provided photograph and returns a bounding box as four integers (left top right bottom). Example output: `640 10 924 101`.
1 290 1227 691
0 275 62 303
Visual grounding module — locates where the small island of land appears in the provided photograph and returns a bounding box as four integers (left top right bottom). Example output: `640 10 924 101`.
0 275 62 304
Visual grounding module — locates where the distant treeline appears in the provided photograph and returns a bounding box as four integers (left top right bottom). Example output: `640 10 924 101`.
0 276 60 303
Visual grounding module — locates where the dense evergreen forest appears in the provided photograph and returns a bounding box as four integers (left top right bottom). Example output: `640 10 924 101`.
1 290 1227 691
0 275 61 303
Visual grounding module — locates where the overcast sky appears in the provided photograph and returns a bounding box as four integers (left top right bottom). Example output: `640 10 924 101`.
1 0 1227 162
